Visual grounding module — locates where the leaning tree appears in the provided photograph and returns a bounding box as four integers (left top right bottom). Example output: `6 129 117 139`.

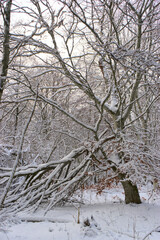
0 0 159 212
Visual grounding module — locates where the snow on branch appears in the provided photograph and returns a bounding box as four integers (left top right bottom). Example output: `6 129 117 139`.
0 146 89 213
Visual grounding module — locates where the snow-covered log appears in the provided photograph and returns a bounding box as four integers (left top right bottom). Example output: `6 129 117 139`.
0 146 90 213
20 216 71 223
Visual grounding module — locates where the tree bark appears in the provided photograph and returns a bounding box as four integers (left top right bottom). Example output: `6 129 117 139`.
0 0 12 102
121 180 141 204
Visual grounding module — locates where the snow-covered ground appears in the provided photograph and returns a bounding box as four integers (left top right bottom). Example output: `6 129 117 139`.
0 186 160 240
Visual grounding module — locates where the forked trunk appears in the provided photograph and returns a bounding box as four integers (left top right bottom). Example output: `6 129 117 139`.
121 180 141 204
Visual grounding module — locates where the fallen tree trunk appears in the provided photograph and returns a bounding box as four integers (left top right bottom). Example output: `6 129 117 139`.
0 136 145 214
20 216 71 223
0 146 89 213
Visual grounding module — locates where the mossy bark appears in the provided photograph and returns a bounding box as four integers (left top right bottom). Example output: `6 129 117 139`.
121 180 141 204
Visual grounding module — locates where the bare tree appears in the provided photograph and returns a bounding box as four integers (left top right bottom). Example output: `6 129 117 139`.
0 0 159 212
0 0 12 102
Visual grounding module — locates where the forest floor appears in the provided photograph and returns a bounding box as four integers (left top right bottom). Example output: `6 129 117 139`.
0 185 160 240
